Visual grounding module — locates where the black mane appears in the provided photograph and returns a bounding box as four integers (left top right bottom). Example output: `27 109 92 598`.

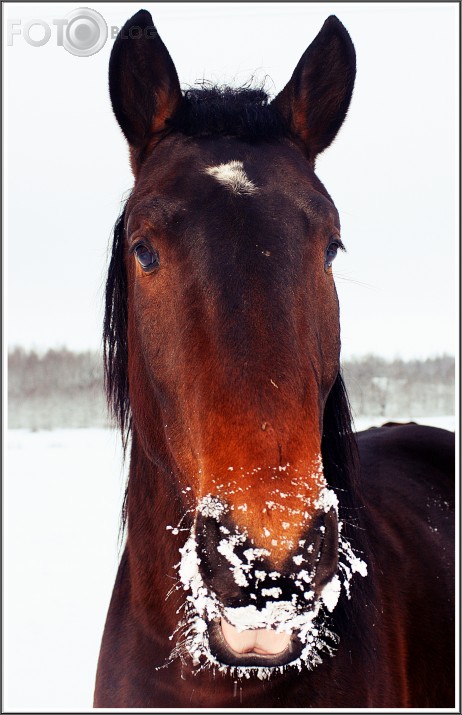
103 208 130 446
321 375 377 676
168 86 290 140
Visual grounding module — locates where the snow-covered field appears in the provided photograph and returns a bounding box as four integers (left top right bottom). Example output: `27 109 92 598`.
4 417 455 712
5 429 126 713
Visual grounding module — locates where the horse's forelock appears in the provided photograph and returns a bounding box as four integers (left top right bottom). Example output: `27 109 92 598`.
168 85 290 140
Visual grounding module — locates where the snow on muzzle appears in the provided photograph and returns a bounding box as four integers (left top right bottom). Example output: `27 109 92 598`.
191 494 338 667
169 490 367 677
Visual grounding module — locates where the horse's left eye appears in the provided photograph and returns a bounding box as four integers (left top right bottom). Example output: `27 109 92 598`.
134 243 160 272
325 241 341 269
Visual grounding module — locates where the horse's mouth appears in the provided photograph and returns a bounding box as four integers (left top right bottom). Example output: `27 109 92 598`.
208 618 304 668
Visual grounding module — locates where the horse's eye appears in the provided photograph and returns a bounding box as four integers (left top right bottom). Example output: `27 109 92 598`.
325 240 342 269
134 243 160 271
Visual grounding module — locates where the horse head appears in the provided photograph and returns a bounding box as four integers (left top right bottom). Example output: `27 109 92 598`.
106 10 366 677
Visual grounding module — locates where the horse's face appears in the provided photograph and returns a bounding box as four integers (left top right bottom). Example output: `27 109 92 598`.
110 11 362 675
126 136 341 538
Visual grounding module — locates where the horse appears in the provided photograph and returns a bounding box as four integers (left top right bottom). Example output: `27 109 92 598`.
94 10 455 708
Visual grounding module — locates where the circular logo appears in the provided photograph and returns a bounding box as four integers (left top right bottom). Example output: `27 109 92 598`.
63 7 107 57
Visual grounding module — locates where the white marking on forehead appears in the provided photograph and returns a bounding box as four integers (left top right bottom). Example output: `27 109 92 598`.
205 160 257 195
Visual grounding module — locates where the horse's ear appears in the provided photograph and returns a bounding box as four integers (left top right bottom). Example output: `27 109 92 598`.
109 10 181 161
273 16 356 162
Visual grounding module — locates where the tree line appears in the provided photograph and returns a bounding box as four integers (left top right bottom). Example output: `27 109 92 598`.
8 347 455 430
8 347 107 430
341 354 454 419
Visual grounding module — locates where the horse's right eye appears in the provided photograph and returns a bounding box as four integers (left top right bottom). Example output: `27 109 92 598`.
133 243 160 272
324 237 345 270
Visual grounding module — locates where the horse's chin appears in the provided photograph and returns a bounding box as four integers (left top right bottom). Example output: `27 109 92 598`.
208 618 304 668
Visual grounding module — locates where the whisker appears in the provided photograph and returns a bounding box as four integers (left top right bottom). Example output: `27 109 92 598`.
165 581 182 601
333 272 376 290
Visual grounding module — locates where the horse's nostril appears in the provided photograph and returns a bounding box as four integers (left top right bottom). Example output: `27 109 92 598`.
195 499 339 614
195 509 248 601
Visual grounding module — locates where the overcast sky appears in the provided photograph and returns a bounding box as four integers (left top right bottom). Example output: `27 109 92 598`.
5 2 459 359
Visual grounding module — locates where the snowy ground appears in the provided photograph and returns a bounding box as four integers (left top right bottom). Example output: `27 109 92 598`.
5 429 126 713
4 417 455 712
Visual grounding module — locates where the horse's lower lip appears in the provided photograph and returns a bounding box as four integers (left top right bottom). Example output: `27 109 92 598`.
220 617 291 655
208 619 304 668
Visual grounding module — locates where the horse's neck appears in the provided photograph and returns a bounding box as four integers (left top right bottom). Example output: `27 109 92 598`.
125 431 189 635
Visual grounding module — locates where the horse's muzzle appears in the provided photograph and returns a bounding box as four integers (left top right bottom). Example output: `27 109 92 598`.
208 618 304 667
190 501 339 669
195 504 339 604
